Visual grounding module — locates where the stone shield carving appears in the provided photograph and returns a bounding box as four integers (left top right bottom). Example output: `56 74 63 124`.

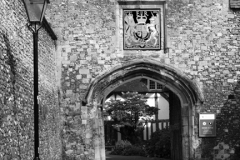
123 9 161 50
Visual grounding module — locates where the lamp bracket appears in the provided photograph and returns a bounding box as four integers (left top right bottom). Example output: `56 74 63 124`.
27 22 42 34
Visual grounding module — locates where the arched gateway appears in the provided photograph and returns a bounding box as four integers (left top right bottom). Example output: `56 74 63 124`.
84 59 204 160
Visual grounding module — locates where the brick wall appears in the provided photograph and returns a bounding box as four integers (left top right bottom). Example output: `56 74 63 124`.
47 0 240 159
0 1 62 160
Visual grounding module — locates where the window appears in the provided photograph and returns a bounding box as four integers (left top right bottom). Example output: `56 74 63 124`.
149 80 155 89
157 82 163 89
147 79 164 90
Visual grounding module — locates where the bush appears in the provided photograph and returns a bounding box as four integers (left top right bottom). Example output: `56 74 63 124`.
145 128 171 158
122 145 146 156
110 140 146 156
110 140 132 155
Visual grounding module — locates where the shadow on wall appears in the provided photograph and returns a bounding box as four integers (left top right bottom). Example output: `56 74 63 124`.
199 80 240 160
0 29 62 160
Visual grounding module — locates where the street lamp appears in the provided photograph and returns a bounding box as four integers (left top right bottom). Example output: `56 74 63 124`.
23 0 49 24
22 0 50 159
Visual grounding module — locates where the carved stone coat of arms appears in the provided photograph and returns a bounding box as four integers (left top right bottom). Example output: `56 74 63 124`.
123 9 161 50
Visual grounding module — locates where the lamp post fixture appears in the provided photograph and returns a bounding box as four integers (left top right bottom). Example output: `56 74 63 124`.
22 0 50 159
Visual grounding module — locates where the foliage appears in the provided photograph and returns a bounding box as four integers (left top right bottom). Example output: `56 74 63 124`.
122 145 146 156
105 92 159 129
145 128 171 158
116 140 132 148
110 140 132 155
110 140 146 156
104 92 159 144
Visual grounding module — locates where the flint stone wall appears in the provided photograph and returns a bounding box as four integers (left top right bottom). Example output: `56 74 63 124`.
48 0 240 159
0 1 62 160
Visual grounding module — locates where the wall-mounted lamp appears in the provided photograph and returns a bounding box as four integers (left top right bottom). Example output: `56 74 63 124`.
22 0 50 159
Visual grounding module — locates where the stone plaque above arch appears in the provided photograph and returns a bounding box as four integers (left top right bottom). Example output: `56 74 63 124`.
123 9 161 50
116 0 166 51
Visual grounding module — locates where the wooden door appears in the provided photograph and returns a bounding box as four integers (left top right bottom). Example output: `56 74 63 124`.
169 91 182 160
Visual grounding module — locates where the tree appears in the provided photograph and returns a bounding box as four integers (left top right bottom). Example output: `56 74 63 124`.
104 92 159 144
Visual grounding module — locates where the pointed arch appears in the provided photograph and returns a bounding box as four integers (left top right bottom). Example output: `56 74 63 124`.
84 59 204 104
83 58 204 160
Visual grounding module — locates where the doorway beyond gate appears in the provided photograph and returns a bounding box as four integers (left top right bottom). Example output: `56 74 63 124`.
84 59 204 160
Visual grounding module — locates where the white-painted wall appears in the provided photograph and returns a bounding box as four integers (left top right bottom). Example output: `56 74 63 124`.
145 93 169 120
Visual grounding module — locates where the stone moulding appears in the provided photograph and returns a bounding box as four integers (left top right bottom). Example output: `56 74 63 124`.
84 58 204 104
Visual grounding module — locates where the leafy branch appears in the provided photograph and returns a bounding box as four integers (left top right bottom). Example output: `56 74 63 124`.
104 92 159 144
105 92 159 129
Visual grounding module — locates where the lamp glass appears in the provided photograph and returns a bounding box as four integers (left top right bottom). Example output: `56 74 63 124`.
23 0 49 23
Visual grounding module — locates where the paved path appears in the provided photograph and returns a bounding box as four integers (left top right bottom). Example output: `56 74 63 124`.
106 152 170 160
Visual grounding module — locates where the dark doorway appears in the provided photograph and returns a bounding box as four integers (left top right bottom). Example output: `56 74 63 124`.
169 91 182 160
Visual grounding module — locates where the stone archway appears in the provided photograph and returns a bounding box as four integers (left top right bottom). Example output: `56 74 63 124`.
84 59 204 160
